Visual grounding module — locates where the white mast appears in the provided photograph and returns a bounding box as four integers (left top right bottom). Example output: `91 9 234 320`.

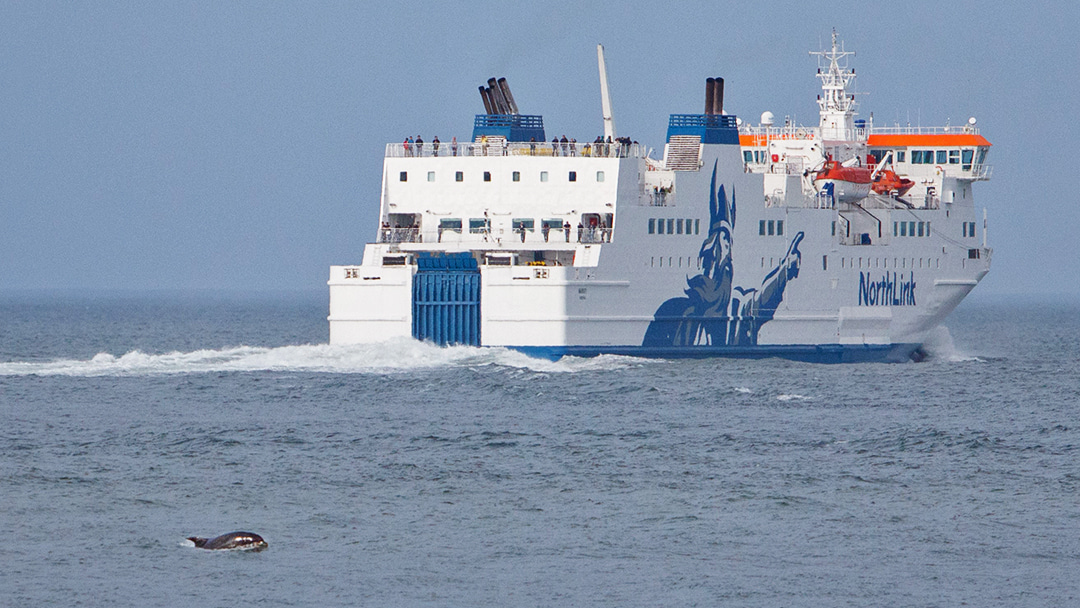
597 44 616 140
810 30 858 141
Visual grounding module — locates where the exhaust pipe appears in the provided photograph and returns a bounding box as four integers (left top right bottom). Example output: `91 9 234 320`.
479 86 494 114
705 77 715 115
712 77 724 115
497 77 519 114
487 78 509 114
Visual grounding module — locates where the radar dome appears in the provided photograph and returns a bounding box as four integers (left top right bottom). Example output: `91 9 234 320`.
968 117 977 125
761 111 775 126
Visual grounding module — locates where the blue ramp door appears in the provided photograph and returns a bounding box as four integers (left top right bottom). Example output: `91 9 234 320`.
412 252 481 346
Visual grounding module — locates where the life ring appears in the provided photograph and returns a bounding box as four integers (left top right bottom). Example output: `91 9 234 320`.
795 129 807 139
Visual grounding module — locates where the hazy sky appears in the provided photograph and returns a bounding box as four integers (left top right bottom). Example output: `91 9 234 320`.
2 1 1076 297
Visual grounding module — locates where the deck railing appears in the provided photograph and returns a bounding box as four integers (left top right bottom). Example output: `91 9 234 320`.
385 141 644 159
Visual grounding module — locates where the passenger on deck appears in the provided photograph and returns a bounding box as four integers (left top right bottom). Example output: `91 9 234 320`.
432 136 440 156
564 222 571 242
404 137 413 157
415 136 424 156
451 136 458 156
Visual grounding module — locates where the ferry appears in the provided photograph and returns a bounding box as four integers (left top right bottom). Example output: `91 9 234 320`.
328 33 992 363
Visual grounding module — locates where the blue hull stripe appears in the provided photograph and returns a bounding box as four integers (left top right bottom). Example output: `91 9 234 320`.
507 343 922 364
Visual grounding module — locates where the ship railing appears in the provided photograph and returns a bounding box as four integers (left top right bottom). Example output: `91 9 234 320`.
869 124 981 135
580 227 612 244
378 227 421 244
969 164 993 180
385 142 645 159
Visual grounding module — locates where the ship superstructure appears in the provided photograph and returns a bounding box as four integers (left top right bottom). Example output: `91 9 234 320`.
328 35 992 362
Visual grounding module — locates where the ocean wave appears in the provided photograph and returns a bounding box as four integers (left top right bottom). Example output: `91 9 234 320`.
0 339 648 377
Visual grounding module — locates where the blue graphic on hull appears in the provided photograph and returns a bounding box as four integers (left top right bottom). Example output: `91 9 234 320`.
643 162 804 347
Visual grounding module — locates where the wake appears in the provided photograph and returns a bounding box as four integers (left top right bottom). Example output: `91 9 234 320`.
0 338 646 377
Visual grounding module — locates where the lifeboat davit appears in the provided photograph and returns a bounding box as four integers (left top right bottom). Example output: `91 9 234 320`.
871 169 915 196
813 159 872 203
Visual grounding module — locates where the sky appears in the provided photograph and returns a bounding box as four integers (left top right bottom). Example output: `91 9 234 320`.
1 1 1077 297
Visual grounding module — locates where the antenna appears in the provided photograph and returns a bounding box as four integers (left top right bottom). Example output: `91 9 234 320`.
597 44 616 140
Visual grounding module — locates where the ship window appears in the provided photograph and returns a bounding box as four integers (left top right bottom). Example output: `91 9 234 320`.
908 221 916 236
513 218 534 232
767 220 775 236
540 171 549 182
832 221 836 237
962 149 974 170
925 222 930 237
676 219 683 234
918 222 924 237
596 171 605 182
512 171 521 182
896 151 906 163
976 148 987 164
469 218 490 233
686 219 693 234
759 220 766 236
569 171 577 182
893 221 898 237
743 151 754 163
657 219 665 234
936 150 948 164
427 171 435 182
399 171 407 182
695 219 700 235
455 171 463 182
648 218 655 234
667 219 674 234
439 218 462 232
484 171 491 182
900 222 907 237
777 220 784 236
823 255 827 271
949 150 960 164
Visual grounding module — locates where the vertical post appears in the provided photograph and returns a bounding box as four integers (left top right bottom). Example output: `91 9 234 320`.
597 44 616 140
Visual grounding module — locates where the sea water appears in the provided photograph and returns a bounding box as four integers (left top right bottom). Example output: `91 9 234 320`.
1 292 1078 607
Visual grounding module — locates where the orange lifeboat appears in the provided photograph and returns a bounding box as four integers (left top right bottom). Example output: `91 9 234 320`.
871 169 915 196
813 159 872 203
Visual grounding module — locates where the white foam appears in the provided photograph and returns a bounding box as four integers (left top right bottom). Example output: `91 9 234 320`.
0 338 648 377
776 394 812 402
733 387 753 394
919 325 983 362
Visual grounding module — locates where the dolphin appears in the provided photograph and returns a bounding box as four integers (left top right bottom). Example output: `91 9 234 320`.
187 531 267 551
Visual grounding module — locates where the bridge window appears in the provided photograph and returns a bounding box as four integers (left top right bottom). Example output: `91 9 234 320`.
962 149 974 170
512 171 521 182
744 151 753 163
949 150 960 164
936 150 948 164
399 171 407 182
469 218 489 234
439 218 462 232
896 151 906 163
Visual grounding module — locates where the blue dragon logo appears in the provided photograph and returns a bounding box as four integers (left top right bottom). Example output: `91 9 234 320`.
642 162 804 347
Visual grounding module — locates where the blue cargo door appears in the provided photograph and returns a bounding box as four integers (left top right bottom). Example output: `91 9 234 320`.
412 252 481 346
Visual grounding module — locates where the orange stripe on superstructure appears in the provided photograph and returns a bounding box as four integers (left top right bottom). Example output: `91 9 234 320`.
867 134 992 147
